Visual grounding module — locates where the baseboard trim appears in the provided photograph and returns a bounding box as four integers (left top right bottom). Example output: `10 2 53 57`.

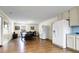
2 39 11 46
66 47 75 50
66 47 79 52
53 43 64 49
40 38 51 40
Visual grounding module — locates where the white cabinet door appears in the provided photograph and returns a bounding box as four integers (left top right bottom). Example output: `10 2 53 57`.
67 35 76 49
76 36 79 51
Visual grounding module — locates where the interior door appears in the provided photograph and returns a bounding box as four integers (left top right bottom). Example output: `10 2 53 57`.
41 25 49 39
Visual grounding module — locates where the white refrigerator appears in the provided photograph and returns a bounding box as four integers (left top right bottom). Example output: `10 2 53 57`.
52 20 70 48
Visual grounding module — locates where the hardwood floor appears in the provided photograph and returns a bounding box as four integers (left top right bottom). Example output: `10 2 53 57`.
0 37 75 53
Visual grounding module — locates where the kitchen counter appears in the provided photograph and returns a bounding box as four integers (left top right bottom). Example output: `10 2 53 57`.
67 34 79 39
67 34 79 36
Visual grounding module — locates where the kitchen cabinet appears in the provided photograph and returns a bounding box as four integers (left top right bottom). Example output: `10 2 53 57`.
67 34 79 51
70 7 79 26
67 35 76 50
76 36 79 51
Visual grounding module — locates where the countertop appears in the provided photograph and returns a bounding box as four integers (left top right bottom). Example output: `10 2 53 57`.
67 33 79 36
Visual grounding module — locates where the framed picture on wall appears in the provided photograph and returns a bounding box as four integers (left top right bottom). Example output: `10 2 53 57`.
30 26 34 30
15 26 20 30
4 21 9 30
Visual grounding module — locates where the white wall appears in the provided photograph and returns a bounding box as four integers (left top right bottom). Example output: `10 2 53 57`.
0 9 12 45
13 22 39 36
0 17 2 45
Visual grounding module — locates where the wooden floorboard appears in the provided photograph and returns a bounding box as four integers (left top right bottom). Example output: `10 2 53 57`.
0 37 75 53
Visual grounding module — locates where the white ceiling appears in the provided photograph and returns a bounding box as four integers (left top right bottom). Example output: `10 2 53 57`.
0 6 73 23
